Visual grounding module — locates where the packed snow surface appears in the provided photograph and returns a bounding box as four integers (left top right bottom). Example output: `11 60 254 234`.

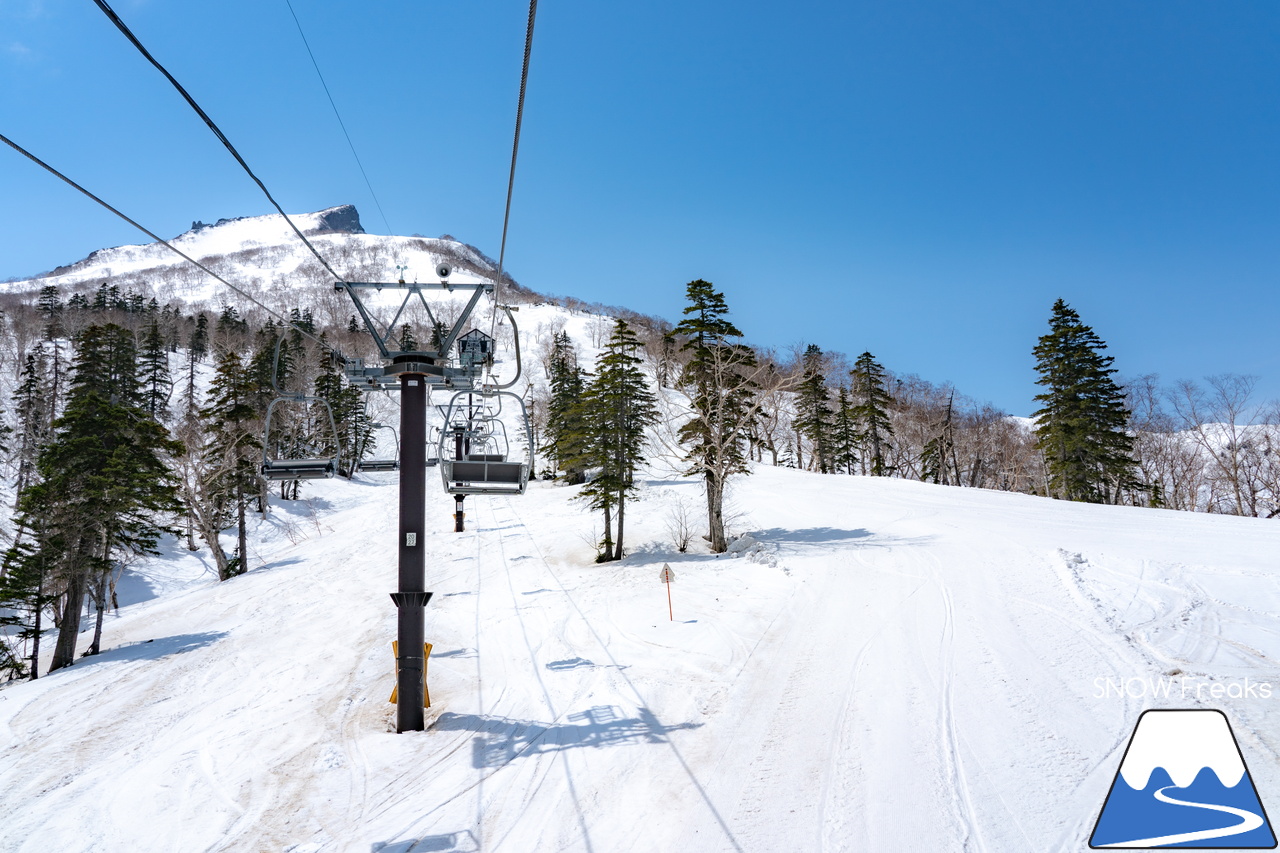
3 465 1279 852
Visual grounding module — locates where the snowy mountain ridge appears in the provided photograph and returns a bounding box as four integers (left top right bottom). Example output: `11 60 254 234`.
0 204 511 310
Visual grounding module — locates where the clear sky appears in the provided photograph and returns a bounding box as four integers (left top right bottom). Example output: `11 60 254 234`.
2 0 1277 416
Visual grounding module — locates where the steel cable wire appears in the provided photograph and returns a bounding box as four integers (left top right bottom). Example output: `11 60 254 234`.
0 131 339 356
90 0 347 284
282 0 393 236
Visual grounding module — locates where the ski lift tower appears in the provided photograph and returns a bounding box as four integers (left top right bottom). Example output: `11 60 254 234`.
336 262 493 733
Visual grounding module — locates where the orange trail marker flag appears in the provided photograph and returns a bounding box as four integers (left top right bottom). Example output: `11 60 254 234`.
660 564 675 621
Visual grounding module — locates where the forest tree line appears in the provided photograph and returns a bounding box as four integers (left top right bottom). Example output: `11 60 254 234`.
1 277 1277 681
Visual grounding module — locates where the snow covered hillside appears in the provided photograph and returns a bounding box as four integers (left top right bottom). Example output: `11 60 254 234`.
0 205 506 307
3 459 1279 852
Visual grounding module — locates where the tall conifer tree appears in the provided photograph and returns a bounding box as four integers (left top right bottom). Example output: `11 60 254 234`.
794 344 832 473
577 320 659 561
35 324 181 671
201 349 261 579
1031 299 1137 503
674 279 759 552
830 386 860 475
851 351 894 476
138 317 173 421
542 331 589 483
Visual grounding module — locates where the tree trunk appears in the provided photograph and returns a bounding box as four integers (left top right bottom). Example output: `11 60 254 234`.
188 485 230 579
49 571 86 673
89 572 107 656
236 486 248 578
706 473 727 553
615 492 626 561
29 566 43 680
600 505 613 562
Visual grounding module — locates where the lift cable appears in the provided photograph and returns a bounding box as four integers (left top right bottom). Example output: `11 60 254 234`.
90 0 346 284
0 131 339 356
486 0 540 378
282 0 393 236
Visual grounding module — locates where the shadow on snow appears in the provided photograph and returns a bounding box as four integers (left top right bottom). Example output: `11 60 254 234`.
431 704 701 769
371 830 479 852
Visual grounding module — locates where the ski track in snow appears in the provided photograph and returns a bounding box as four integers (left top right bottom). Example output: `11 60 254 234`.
3 466 1280 852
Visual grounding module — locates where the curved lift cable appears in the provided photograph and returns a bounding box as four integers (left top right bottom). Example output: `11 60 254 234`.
261 335 342 481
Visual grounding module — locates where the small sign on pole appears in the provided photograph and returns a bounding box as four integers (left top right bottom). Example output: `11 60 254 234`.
660 564 675 621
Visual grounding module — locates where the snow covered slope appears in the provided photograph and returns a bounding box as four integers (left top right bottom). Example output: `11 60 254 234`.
0 205 502 306
3 461 1279 852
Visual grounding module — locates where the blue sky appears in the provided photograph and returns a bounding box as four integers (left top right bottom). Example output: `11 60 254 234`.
2 0 1277 416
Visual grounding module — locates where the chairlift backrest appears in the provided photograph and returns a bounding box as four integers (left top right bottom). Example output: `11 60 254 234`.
260 335 342 481
437 389 533 496
356 421 401 473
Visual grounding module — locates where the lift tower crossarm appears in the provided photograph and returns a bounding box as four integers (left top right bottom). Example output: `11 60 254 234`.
335 280 494 361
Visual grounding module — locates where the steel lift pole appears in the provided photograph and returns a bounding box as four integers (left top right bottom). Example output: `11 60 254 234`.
390 370 431 732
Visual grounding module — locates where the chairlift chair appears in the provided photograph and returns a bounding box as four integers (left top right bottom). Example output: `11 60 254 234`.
437 389 533 495
356 421 400 472
426 426 441 467
262 397 341 480
260 336 342 481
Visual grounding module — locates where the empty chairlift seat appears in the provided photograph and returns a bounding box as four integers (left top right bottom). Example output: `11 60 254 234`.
356 422 400 473
262 458 337 480
261 395 341 482
437 390 533 496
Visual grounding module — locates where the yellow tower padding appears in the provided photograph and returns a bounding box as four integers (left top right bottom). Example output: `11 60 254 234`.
389 641 432 708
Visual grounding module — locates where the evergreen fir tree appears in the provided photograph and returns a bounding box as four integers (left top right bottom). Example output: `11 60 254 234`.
138 317 173 421
397 324 418 352
576 320 659 561
657 330 676 389
180 313 209 424
191 313 210 360
37 285 63 340
793 344 833 473
0 517 56 680
1031 299 1137 503
37 324 182 671
830 386 860 475
541 331 589 484
10 349 51 500
674 279 758 552
201 348 261 579
850 351 895 476
429 321 449 355
92 283 110 312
